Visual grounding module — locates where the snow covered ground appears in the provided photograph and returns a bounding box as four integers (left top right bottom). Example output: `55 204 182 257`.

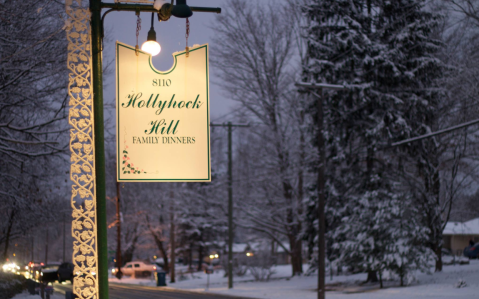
107 260 479 299
12 292 63 299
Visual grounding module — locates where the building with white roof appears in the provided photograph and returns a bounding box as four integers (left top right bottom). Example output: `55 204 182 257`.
443 218 479 255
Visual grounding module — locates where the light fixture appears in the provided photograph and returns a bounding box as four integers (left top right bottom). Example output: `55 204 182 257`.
141 13 161 56
171 0 193 18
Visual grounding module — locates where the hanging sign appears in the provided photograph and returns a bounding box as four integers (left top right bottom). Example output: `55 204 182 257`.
116 42 210 182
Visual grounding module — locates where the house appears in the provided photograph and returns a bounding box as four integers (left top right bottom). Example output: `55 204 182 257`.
207 241 298 265
443 218 479 256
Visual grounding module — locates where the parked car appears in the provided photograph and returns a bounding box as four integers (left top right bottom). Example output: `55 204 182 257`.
28 262 43 280
40 264 60 283
57 262 74 283
119 261 156 277
464 243 479 258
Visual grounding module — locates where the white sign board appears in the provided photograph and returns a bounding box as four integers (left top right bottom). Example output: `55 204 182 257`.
116 42 210 182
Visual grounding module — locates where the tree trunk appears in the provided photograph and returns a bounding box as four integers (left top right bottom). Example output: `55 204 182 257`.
145 215 169 273
289 236 303 276
122 232 139 265
188 243 193 271
197 245 204 272
366 271 378 283
154 234 169 273
378 270 383 288
122 249 134 265
400 268 404 287
3 209 15 262
170 200 176 283
330 260 333 281
435 244 443 272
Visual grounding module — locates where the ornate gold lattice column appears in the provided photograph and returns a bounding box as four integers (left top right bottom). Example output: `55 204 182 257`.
65 1 99 298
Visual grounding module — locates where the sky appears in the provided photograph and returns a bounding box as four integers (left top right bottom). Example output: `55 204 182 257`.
102 0 237 122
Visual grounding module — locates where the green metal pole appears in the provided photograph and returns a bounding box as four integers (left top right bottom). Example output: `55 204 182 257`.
227 122 233 289
90 0 109 298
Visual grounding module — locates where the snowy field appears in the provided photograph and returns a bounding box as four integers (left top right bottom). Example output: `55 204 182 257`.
107 260 479 299
12 292 63 299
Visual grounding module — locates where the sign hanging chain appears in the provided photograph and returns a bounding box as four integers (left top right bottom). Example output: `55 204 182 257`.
185 18 190 57
135 12 141 56
135 12 141 92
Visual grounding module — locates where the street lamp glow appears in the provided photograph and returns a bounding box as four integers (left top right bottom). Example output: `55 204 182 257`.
141 40 161 56
141 12 161 56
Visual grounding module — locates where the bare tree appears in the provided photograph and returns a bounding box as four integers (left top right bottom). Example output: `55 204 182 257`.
211 0 311 275
0 0 70 259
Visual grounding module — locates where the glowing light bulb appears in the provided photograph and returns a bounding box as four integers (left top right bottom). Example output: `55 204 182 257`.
141 41 161 56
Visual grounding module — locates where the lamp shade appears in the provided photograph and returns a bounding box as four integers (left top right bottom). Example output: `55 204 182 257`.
171 0 193 18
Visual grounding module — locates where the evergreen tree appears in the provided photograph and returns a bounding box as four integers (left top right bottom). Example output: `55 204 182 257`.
302 0 445 278
372 0 447 272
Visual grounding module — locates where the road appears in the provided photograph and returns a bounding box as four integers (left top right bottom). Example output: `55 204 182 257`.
54 282 249 299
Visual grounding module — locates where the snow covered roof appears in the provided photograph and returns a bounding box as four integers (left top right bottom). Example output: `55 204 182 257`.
233 243 249 253
234 242 291 253
444 218 479 235
213 241 292 253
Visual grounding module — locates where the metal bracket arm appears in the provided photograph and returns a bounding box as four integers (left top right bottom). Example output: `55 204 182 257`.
100 2 221 14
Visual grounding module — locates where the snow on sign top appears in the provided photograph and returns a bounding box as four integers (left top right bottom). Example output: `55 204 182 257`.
114 0 169 6
114 0 154 4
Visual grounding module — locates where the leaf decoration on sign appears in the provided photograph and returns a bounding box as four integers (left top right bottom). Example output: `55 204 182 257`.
121 145 147 174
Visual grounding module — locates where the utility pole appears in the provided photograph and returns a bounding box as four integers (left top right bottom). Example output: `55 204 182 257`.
89 1 108 298
170 190 176 283
295 82 343 299
316 89 326 299
45 229 49 265
115 181 123 279
63 214 66 262
211 122 249 289
227 122 233 289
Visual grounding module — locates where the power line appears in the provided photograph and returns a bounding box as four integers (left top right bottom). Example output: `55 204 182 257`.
388 118 479 148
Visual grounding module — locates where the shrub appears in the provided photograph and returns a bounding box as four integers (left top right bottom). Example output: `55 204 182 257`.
245 251 276 281
0 272 26 299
